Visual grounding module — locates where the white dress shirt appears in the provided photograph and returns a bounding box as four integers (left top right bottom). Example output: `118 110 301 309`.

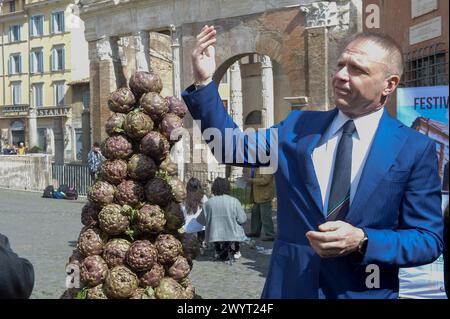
312 108 384 216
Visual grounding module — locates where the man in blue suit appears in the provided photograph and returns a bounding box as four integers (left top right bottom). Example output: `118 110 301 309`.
182 25 443 299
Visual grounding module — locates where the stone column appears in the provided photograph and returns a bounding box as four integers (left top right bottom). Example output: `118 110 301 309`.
230 61 243 128
81 109 91 164
53 117 64 164
89 36 119 143
306 27 329 110
170 25 185 179
170 25 181 99
133 31 150 72
28 105 38 149
229 61 243 177
260 55 274 128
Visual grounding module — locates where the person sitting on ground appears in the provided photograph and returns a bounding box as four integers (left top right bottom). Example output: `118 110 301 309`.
0 233 35 298
197 177 247 261
181 177 208 247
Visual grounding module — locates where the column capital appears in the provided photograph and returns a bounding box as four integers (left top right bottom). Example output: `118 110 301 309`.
260 55 272 69
300 1 350 31
93 36 118 61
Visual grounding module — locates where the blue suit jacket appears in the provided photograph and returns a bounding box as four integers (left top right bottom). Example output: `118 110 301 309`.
182 81 443 299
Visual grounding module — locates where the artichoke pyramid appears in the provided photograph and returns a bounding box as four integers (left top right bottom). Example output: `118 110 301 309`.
64 71 199 299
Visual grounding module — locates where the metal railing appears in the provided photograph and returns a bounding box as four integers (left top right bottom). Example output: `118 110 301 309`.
49 165 252 204
51 163 92 196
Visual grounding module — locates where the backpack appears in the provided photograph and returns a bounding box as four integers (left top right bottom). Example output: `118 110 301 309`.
58 184 70 193
53 191 66 199
43 185 54 198
65 187 78 200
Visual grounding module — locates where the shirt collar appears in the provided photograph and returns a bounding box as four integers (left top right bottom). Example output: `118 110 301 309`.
329 107 384 141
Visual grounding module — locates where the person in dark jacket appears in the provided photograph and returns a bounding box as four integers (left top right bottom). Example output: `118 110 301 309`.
0 233 35 298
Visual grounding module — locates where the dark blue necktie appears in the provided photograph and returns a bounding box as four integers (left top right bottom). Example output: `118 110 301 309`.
327 120 356 221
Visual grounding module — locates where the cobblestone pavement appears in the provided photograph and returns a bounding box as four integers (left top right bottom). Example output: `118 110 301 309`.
0 188 275 299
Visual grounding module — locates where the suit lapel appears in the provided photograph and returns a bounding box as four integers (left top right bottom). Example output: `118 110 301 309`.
296 109 338 216
347 109 407 219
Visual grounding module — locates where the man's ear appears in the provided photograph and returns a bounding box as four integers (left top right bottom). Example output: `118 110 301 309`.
382 74 401 97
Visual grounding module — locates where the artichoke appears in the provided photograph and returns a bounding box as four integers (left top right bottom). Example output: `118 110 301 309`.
87 181 116 207
81 202 100 227
98 204 130 236
164 202 185 233
140 131 170 162
108 87 136 113
134 204 166 234
129 71 163 96
103 238 132 268
126 240 158 272
141 92 169 123
98 159 128 185
154 277 186 299
168 177 187 203
159 157 178 176
144 178 172 207
77 227 106 257
105 113 126 136
155 234 182 265
80 255 108 287
181 233 201 262
139 263 165 288
101 135 133 160
180 277 195 299
87 284 108 299
129 287 155 299
123 110 154 140
127 154 157 181
166 96 188 119
167 256 190 281
115 180 145 207
104 265 139 299
160 113 183 143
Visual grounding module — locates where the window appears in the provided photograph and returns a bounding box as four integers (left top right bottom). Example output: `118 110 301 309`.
9 25 21 42
82 91 90 110
30 15 44 37
33 83 44 107
51 11 65 33
30 50 44 73
9 1 16 13
54 81 65 106
8 54 22 74
11 82 21 105
51 46 65 71
403 44 448 87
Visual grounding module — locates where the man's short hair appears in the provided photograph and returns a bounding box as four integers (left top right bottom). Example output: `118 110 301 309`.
93 142 100 148
348 32 404 78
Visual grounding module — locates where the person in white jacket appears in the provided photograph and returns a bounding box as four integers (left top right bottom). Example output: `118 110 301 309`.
181 177 208 246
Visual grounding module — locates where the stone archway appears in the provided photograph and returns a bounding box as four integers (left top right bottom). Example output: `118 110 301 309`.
181 6 307 98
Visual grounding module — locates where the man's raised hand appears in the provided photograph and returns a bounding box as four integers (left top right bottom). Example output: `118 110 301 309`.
191 25 217 85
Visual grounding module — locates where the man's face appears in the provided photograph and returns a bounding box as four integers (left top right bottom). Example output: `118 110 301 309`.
332 39 392 117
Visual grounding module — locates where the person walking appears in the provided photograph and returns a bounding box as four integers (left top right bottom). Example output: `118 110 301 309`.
87 142 105 180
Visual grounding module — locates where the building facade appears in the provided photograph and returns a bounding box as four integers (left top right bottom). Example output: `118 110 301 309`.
362 0 448 113
0 0 89 162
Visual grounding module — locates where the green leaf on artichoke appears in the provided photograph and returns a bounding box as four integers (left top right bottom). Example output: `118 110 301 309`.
75 287 89 299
